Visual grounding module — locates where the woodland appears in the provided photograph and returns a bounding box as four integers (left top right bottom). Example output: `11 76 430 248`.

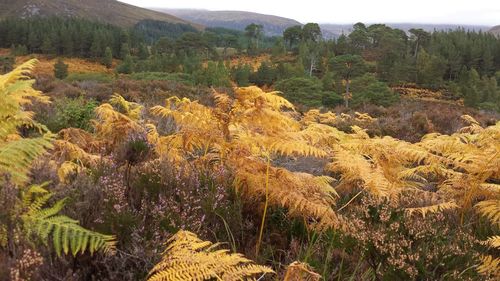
0 15 499 281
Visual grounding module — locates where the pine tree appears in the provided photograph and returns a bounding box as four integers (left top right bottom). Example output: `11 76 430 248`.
54 58 69 79
103 47 113 68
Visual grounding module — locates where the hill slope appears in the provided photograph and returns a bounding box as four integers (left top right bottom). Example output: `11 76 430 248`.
156 9 301 36
490 25 500 36
0 0 200 28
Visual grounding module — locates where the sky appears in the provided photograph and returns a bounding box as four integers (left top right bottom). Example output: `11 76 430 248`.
118 0 500 26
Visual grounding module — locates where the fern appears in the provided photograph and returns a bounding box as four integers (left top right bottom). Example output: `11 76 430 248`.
147 230 273 281
0 59 54 185
21 184 116 256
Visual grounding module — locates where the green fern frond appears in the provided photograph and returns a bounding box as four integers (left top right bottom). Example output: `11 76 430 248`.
0 133 54 185
147 230 273 281
22 187 116 256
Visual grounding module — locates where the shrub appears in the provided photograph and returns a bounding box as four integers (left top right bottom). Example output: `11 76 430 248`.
53 58 68 79
44 96 98 132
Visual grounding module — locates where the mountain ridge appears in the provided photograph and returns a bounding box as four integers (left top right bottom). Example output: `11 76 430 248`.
0 0 202 28
154 8 301 36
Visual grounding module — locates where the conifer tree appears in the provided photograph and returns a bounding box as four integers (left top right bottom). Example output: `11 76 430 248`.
54 58 68 79
103 47 113 68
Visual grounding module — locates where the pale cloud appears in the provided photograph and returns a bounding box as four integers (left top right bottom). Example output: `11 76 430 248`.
118 0 500 26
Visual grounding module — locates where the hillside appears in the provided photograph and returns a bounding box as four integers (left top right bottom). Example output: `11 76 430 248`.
0 0 201 28
490 25 500 36
155 9 301 36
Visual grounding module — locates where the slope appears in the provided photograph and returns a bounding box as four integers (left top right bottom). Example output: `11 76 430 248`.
156 9 301 36
0 0 201 28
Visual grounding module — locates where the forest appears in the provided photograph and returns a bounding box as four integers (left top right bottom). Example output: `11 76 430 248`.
0 14 499 281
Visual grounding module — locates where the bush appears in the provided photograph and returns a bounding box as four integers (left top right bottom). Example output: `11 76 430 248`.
53 58 68 79
44 96 98 132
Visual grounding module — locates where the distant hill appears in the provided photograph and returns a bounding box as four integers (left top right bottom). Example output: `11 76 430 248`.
155 9 302 36
490 25 500 37
320 23 491 39
0 0 201 28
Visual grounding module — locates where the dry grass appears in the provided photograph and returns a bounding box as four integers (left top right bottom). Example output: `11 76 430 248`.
14 54 116 77
227 54 272 71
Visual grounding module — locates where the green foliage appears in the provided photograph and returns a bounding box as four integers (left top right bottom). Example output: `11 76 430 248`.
250 61 278 86
133 19 198 44
231 63 252 86
47 97 98 132
103 47 113 68
21 183 116 257
416 49 446 88
350 73 399 107
274 77 341 107
54 58 69 79
194 61 231 87
116 55 134 74
0 17 136 58
10 44 28 56
0 60 115 261
0 59 54 185
0 55 14 74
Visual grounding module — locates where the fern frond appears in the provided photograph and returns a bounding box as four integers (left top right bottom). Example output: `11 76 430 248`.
147 230 273 281
0 133 54 185
482 236 500 249
22 188 116 256
477 255 500 277
476 200 500 227
109 93 143 120
405 201 458 218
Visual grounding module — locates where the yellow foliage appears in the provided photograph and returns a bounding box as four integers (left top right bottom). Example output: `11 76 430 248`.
147 230 273 281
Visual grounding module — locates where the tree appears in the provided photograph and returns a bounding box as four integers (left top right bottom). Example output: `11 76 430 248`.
348 22 369 54
0 55 14 74
302 23 322 43
194 61 231 87
231 63 252 86
250 62 277 86
459 68 481 107
350 73 399 107
274 77 341 107
416 49 446 88
116 55 134 74
245 23 264 51
120 43 131 60
283 25 302 52
41 36 54 54
409 28 430 59
54 58 68 79
330 55 366 107
103 47 113 68
138 43 150 60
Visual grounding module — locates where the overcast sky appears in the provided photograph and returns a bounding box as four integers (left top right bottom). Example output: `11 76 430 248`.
118 0 499 26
